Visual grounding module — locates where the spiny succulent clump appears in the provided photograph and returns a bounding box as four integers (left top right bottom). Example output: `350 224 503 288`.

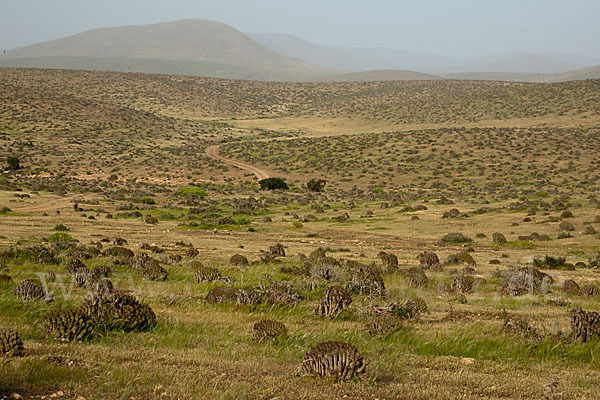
499 266 552 296
141 243 163 253
185 248 199 258
65 257 88 276
502 313 544 342
365 314 403 336
269 243 286 257
92 265 112 278
297 341 368 381
308 248 327 262
236 288 262 307
348 264 386 296
0 328 24 357
377 251 398 272
252 319 287 342
194 265 224 283
264 282 302 305
371 298 425 320
229 254 249 266
306 256 342 281
141 261 168 281
402 267 428 287
451 274 475 293
314 286 352 318
91 278 114 298
81 288 156 332
407 296 428 314
579 283 599 297
570 308 600 343
395 299 424 319
134 254 168 281
45 308 95 342
445 251 476 266
492 232 507 244
74 269 93 288
417 251 442 270
168 254 182 264
562 279 580 295
206 286 239 303
63 247 95 261
104 246 135 260
14 278 49 302
73 266 111 289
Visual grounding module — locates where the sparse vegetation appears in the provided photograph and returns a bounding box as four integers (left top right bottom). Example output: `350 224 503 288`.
0 67 599 399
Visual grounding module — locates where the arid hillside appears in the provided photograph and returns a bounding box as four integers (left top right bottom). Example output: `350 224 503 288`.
1 68 600 400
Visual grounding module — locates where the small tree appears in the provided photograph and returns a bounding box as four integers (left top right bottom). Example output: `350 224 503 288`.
259 178 289 191
6 155 20 170
306 178 326 192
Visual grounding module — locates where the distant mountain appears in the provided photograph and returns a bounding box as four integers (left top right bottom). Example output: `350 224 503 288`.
440 64 600 82
314 69 441 82
250 33 596 75
444 53 585 74
2 19 597 83
439 72 546 82
0 19 339 81
250 33 459 72
538 64 600 82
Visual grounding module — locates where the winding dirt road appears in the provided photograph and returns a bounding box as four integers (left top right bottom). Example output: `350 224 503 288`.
206 145 270 180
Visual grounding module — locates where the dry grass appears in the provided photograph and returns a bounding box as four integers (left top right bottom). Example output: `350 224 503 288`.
0 68 599 399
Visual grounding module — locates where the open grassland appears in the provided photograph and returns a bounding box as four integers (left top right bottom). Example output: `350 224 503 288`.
0 68 600 399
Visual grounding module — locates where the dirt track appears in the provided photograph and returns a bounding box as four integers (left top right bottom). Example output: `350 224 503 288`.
12 194 81 213
206 145 270 180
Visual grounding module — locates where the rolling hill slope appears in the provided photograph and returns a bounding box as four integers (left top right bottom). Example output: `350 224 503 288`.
313 69 441 82
0 19 339 81
440 64 600 82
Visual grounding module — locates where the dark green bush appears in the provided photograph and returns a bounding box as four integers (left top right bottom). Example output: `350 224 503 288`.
307 178 326 192
54 224 69 232
442 232 473 244
259 178 288 191
140 196 156 205
6 155 20 170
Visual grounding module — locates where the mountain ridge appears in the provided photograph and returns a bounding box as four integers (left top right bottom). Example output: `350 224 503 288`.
0 19 339 81
1 19 599 82
251 32 595 75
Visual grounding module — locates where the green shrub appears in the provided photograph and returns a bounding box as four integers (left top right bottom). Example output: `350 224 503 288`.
48 232 74 243
53 224 69 232
306 178 326 192
258 178 288 190
140 196 156 205
176 186 207 198
533 255 573 270
235 217 251 225
442 232 473 244
6 155 20 170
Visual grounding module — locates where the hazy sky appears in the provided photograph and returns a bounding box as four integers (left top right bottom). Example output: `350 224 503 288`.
1 0 599 59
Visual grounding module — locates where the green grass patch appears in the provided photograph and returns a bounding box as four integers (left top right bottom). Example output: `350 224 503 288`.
175 186 207 198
